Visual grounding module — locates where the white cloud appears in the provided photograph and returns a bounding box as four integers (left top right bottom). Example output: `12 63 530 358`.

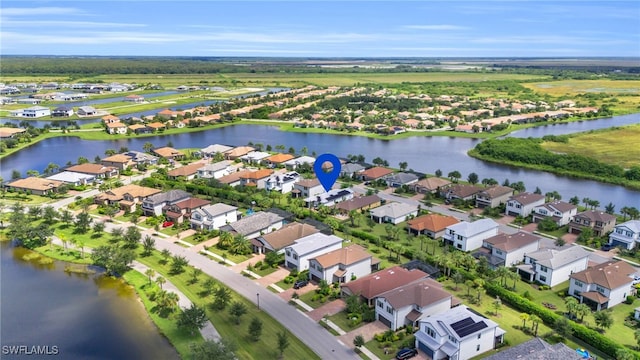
403 25 470 31
1 7 86 16
1 20 146 28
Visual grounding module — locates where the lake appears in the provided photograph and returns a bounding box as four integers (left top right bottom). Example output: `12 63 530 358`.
0 242 179 360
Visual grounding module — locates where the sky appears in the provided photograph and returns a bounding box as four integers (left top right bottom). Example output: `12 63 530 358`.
1 1 639 57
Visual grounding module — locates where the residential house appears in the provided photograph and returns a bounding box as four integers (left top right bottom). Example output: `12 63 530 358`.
101 154 134 170
376 278 454 330
220 211 284 239
309 244 379 283
283 156 316 170
94 184 161 212
0 127 26 139
441 184 483 202
411 177 452 194
532 201 578 226
66 163 119 179
384 172 419 188
370 202 419 224
506 192 546 217
102 114 120 124
264 171 300 194
164 197 210 224
484 338 581 360
517 246 590 287
407 214 460 238
167 163 202 181
264 153 295 168
217 170 252 187
197 161 232 179
360 167 394 182
240 169 274 189
146 122 166 132
608 220 640 250
569 210 617 237
334 195 382 215
415 305 505 360
340 163 366 178
284 233 344 271
224 146 254 160
141 189 191 217
474 232 541 268
77 106 97 116
51 106 74 117
569 260 637 310
190 203 238 230
341 266 428 306
124 94 144 103
124 151 158 166
443 219 499 252
16 98 43 105
106 122 127 135
475 186 514 208
200 144 233 158
304 188 354 208
240 151 271 164
15 106 51 118
6 177 64 196
152 147 185 160
251 222 319 254
46 171 95 186
293 178 325 198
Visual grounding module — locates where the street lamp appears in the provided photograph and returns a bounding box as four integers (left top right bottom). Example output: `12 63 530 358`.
256 293 260 310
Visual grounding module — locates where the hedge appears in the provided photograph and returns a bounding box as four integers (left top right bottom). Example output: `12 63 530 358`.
349 230 380 244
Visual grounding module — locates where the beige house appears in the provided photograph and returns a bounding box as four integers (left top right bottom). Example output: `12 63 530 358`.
7 177 64 195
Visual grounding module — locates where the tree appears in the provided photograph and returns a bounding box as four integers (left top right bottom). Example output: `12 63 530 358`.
605 202 615 214
435 169 442 177
594 310 613 330
569 196 580 206
554 317 572 339
77 156 89 164
190 268 203 284
123 226 142 248
529 314 541 336
42 206 58 224
616 349 635 360
467 172 479 185
248 317 263 342
577 227 593 243
160 249 171 264
634 329 640 349
492 297 502 316
217 231 233 250
564 296 579 319
399 161 408 171
534 186 542 194
213 285 232 310
142 235 155 256
495 266 511 287
11 169 21 180
170 255 189 275
276 331 290 357
156 276 166 289
177 304 208 335
110 226 124 242
93 221 105 235
230 234 251 255
90 245 135 276
74 211 92 234
520 313 530 328
145 268 156 284
447 170 461 182
105 149 117 156
229 301 248 325
190 339 236 360
143 142 154 153
452 272 464 291
353 334 365 348
575 303 590 322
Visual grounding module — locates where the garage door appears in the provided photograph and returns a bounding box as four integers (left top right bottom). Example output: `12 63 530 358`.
611 239 629 249
418 340 434 359
377 314 392 328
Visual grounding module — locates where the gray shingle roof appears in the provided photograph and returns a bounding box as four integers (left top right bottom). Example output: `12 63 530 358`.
144 189 190 206
445 219 499 237
527 246 590 269
226 211 284 236
484 338 581 360
369 202 418 219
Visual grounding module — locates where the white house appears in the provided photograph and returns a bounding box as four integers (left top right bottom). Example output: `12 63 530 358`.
608 220 640 250
46 171 95 186
284 233 343 271
517 246 590 287
141 190 191 217
443 219 499 252
197 160 232 179
240 151 271 164
308 244 378 284
14 106 51 118
376 278 453 331
532 201 578 226
200 144 233 157
304 188 354 208
569 260 637 310
190 203 238 230
369 202 419 224
283 155 316 170
264 171 300 194
219 211 284 239
477 232 541 268
415 305 505 360
505 192 545 217
293 178 325 199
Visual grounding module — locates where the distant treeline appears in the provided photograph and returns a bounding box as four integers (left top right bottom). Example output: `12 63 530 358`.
469 137 640 189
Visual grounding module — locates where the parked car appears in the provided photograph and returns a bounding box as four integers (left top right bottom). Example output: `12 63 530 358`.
162 221 174 228
601 243 613 251
395 348 418 360
293 280 309 289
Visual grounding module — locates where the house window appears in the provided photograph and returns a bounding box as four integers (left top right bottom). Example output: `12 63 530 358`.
495 249 503 255
540 265 548 273
596 285 606 294
457 235 464 241
574 280 584 288
476 345 480 351
386 306 393 314
516 204 521 209
448 335 457 343
457 244 462 249
293 254 298 260
574 290 581 297
477 333 481 339
377 301 383 308
539 275 547 282
426 327 435 338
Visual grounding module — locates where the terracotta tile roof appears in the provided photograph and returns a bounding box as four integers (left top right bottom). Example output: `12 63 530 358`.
167 163 202 177
311 244 371 268
171 197 210 210
224 146 254 158
146 122 166 129
266 153 295 164
128 124 146 130
478 185 514 199
571 260 635 290
483 231 541 252
106 121 126 128
102 114 120 122
407 214 459 232
67 163 116 175
509 192 545 205
102 154 132 163
218 170 252 184
8 177 63 191
153 147 184 158
258 222 319 250
241 169 274 180
412 177 451 191
361 167 394 180
378 278 451 309
340 266 428 300
96 184 161 201
295 178 321 188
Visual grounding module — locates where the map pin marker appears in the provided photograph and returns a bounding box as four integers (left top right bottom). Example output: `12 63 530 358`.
313 153 342 192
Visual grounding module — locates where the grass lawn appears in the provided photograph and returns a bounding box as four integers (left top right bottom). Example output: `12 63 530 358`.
275 278 294 291
327 311 367 333
0 193 61 205
35 244 93 264
53 223 112 248
297 290 334 310
534 225 569 240
179 234 203 245
203 245 252 264
137 250 319 360
542 124 640 168
250 265 278 277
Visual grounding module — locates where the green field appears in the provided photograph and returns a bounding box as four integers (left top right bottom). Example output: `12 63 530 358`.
543 124 640 168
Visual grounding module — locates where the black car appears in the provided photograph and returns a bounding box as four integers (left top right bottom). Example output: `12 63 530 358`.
395 348 418 360
293 280 309 289
601 243 614 251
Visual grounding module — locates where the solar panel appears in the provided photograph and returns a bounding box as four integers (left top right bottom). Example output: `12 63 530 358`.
453 321 488 338
450 317 474 332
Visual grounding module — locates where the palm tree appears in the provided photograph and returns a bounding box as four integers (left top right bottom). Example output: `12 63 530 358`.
230 234 251 255
452 272 464 291
217 231 233 250
575 303 590 322
565 296 579 319
495 266 511 287
520 313 530 328
529 314 541 336
156 276 166 289
145 268 156 284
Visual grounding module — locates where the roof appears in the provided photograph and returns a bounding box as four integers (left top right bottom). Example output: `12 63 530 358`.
241 151 271 161
369 202 418 219
102 154 132 163
445 219 499 237
295 178 322 188
287 233 344 256
445 184 483 198
218 170 252 184
334 195 382 212
241 169 274 180
106 122 126 129
407 214 460 232
478 185 514 199
361 167 394 179
484 338 582 360
384 172 419 184
102 114 120 122
509 192 545 205
258 222 320 250
167 163 202 177
98 184 161 200
153 147 184 158
616 220 640 233
341 163 365 174
311 244 371 268
144 190 191 205
225 146 254 158
46 171 94 183
284 156 316 166
483 231 541 252
198 160 231 172
225 211 284 236
266 153 295 163
535 201 577 214
171 197 210 210
413 177 452 191
66 163 116 175
8 177 63 191
195 203 238 218
341 266 428 299
575 210 617 223
78 106 96 112
420 305 501 341
378 278 451 309
570 260 636 290
201 144 233 154
526 246 590 269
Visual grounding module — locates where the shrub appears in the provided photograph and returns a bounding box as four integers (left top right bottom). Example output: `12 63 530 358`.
626 295 635 305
